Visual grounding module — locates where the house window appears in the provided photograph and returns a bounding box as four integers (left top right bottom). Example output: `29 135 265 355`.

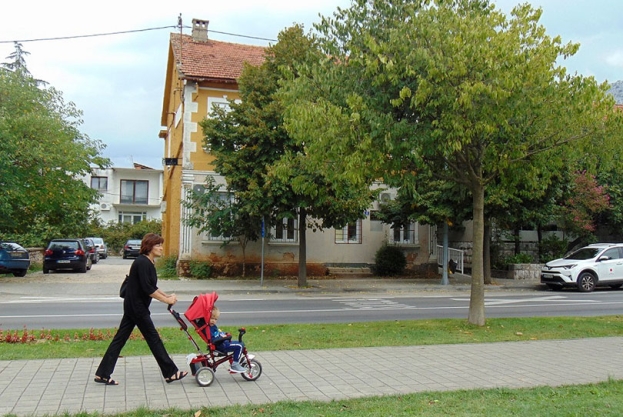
390 223 418 245
271 218 298 243
204 191 234 242
118 212 146 224
91 176 108 192
335 220 362 244
207 97 231 117
120 180 148 204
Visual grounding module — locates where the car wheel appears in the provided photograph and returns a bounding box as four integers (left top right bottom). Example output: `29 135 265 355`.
80 262 88 273
577 272 596 292
92 255 99 264
43 268 49 274
13 270 27 277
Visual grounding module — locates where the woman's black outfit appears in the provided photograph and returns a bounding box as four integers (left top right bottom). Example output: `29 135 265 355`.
95 254 178 380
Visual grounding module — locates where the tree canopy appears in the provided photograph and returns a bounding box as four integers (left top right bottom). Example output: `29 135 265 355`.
281 0 616 324
0 46 109 245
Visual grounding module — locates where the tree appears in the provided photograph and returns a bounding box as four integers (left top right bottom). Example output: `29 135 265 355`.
0 46 109 245
281 0 615 324
184 176 260 277
200 25 375 286
558 171 610 243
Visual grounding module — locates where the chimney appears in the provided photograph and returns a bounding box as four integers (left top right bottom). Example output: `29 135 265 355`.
192 19 209 42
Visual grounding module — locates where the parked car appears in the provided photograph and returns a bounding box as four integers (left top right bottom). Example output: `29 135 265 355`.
43 239 93 273
82 238 100 264
123 239 142 259
86 237 108 259
0 241 30 277
541 243 623 292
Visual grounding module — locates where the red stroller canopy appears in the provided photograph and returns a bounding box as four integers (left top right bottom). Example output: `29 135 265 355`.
184 291 218 322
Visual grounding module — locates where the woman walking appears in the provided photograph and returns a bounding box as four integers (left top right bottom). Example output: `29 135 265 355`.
94 233 187 385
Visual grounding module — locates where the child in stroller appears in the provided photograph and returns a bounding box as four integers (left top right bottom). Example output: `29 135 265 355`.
208 306 246 373
168 291 262 387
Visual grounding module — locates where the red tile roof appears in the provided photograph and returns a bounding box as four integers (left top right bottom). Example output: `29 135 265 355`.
170 34 266 82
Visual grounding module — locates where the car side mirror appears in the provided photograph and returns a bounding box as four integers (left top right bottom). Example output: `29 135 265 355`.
598 256 611 262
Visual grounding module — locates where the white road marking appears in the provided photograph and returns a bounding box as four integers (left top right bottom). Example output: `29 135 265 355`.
451 295 598 306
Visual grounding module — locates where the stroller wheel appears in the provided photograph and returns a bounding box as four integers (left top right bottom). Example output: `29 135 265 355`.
241 358 262 381
195 367 215 387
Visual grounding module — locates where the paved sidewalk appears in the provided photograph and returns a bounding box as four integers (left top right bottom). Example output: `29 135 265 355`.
1 337 623 416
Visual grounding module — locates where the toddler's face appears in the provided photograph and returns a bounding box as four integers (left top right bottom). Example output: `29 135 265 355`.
209 315 218 326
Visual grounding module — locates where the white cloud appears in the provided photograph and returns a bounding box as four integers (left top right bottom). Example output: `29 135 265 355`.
606 51 623 68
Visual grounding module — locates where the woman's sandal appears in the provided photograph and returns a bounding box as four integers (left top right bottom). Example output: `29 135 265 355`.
94 376 119 385
165 371 188 383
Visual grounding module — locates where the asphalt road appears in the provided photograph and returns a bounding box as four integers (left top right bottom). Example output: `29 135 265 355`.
2 257 623 329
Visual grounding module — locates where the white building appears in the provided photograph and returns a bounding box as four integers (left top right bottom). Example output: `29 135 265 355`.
82 164 163 224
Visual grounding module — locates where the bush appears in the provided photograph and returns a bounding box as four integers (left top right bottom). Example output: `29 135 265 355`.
189 261 212 279
503 253 534 265
372 244 406 276
85 219 162 255
157 255 178 278
539 235 569 263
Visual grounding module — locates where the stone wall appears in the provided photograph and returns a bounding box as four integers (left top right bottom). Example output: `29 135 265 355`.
506 263 542 281
27 247 45 266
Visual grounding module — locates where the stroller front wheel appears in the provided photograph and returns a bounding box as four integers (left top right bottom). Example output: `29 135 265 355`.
241 358 262 381
195 367 215 387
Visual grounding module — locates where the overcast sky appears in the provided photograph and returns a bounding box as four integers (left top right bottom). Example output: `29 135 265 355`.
1 0 621 170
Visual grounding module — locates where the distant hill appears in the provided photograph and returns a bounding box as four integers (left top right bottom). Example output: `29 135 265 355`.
608 80 623 104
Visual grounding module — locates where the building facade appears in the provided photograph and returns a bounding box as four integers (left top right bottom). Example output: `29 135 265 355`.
83 164 163 224
159 19 434 275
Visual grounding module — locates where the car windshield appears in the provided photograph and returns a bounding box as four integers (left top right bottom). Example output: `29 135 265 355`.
564 248 601 260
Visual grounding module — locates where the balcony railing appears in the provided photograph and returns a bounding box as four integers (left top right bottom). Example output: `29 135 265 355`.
436 245 465 274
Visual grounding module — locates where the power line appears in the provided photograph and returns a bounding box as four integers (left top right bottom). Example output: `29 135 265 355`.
0 25 276 44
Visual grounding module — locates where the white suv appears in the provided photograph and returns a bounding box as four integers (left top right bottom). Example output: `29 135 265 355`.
541 243 623 292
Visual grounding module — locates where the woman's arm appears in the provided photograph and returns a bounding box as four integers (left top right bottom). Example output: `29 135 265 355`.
150 288 177 305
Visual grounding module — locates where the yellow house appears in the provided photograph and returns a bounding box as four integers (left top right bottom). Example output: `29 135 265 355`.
159 19 434 276
159 19 265 259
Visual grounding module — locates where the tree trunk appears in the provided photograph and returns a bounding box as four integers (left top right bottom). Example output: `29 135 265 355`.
298 207 307 287
483 222 492 285
468 182 486 326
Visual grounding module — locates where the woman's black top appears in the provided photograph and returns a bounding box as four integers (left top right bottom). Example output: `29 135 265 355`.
124 254 159 315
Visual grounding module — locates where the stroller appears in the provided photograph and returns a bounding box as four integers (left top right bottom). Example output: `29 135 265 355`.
168 292 262 387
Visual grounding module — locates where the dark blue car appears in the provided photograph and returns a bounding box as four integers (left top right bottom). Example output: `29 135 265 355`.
43 239 92 274
0 242 30 277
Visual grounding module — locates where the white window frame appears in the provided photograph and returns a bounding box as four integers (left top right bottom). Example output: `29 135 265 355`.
271 217 298 243
207 96 231 118
118 212 147 224
335 220 362 244
390 222 418 245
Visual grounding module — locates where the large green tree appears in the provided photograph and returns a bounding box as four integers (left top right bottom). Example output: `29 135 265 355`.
282 0 615 324
0 46 109 245
201 25 374 286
